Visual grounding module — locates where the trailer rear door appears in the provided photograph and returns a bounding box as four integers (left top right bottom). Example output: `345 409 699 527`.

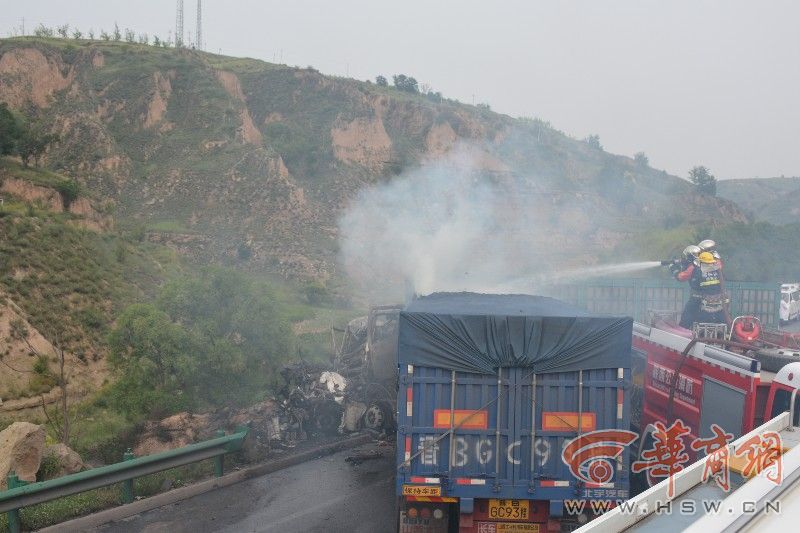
398 365 630 500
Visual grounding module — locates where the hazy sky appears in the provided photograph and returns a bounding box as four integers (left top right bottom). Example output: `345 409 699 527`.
2 0 798 180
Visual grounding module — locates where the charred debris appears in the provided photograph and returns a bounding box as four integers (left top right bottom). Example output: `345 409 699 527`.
244 305 402 452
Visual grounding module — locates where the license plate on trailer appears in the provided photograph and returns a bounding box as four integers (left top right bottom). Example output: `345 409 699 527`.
474 523 540 533
402 484 441 496
488 499 530 521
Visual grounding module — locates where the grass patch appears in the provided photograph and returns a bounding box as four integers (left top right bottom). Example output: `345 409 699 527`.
1 486 123 532
69 404 142 464
0 158 74 191
146 219 190 233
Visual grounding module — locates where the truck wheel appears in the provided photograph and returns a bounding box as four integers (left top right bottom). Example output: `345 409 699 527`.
364 403 386 430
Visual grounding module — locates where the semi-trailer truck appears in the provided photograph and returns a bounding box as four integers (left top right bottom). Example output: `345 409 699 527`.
395 292 634 533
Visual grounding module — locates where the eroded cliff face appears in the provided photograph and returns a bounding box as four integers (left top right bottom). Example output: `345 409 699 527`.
0 47 74 108
0 39 750 281
215 70 262 145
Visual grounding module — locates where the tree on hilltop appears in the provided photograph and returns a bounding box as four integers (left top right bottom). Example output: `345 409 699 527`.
33 24 54 38
689 166 717 196
585 134 602 150
375 75 388 86
393 74 419 93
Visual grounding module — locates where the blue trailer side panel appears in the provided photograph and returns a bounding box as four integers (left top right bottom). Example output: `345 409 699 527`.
396 364 631 502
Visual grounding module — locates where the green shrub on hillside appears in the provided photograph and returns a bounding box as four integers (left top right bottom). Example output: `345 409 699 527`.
55 179 80 207
107 304 198 417
0 103 21 155
106 269 293 418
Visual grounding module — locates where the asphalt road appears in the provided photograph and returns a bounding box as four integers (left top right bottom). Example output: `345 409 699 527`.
96 442 396 533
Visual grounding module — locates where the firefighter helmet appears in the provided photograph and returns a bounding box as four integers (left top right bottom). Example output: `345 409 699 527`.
698 239 716 252
698 251 716 264
682 245 701 260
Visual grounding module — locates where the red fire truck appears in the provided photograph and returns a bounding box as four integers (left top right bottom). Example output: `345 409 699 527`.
630 319 800 482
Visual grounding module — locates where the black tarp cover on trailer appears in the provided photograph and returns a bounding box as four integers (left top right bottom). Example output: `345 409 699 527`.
399 292 632 375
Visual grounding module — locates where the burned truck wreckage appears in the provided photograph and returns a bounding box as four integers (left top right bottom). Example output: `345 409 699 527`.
271 305 402 445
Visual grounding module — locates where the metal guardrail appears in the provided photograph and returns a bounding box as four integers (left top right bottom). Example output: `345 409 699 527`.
544 279 781 326
1 426 248 533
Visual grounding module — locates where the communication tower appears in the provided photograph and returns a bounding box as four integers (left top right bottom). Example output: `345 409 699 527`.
196 0 203 50
175 0 184 48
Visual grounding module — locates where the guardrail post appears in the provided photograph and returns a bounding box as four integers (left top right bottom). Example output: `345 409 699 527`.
121 449 135 504
7 471 25 533
214 430 226 477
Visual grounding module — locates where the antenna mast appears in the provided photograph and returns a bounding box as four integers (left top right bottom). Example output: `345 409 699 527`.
196 0 203 50
175 0 184 48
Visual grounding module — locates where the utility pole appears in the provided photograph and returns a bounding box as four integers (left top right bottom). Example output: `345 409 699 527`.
196 0 203 51
176 0 184 48
21 17 25 36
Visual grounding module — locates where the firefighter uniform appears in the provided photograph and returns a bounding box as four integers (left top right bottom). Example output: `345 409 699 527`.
676 252 724 328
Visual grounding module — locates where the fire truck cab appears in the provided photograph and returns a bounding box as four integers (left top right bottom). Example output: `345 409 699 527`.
763 362 800 426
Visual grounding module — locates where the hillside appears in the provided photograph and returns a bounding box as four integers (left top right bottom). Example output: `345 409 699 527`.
0 159 183 408
717 177 800 224
0 37 750 288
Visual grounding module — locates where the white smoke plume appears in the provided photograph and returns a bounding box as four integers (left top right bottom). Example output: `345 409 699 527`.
337 143 658 302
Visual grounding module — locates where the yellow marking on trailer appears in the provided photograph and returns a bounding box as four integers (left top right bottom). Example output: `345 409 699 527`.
402 485 442 497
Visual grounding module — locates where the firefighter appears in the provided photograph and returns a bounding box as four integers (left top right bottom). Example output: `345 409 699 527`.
669 244 702 329
697 239 729 321
698 239 722 263
675 251 724 329
681 244 701 269
668 245 700 278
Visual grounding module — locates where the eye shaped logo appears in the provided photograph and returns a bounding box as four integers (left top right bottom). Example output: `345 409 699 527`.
562 430 638 484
